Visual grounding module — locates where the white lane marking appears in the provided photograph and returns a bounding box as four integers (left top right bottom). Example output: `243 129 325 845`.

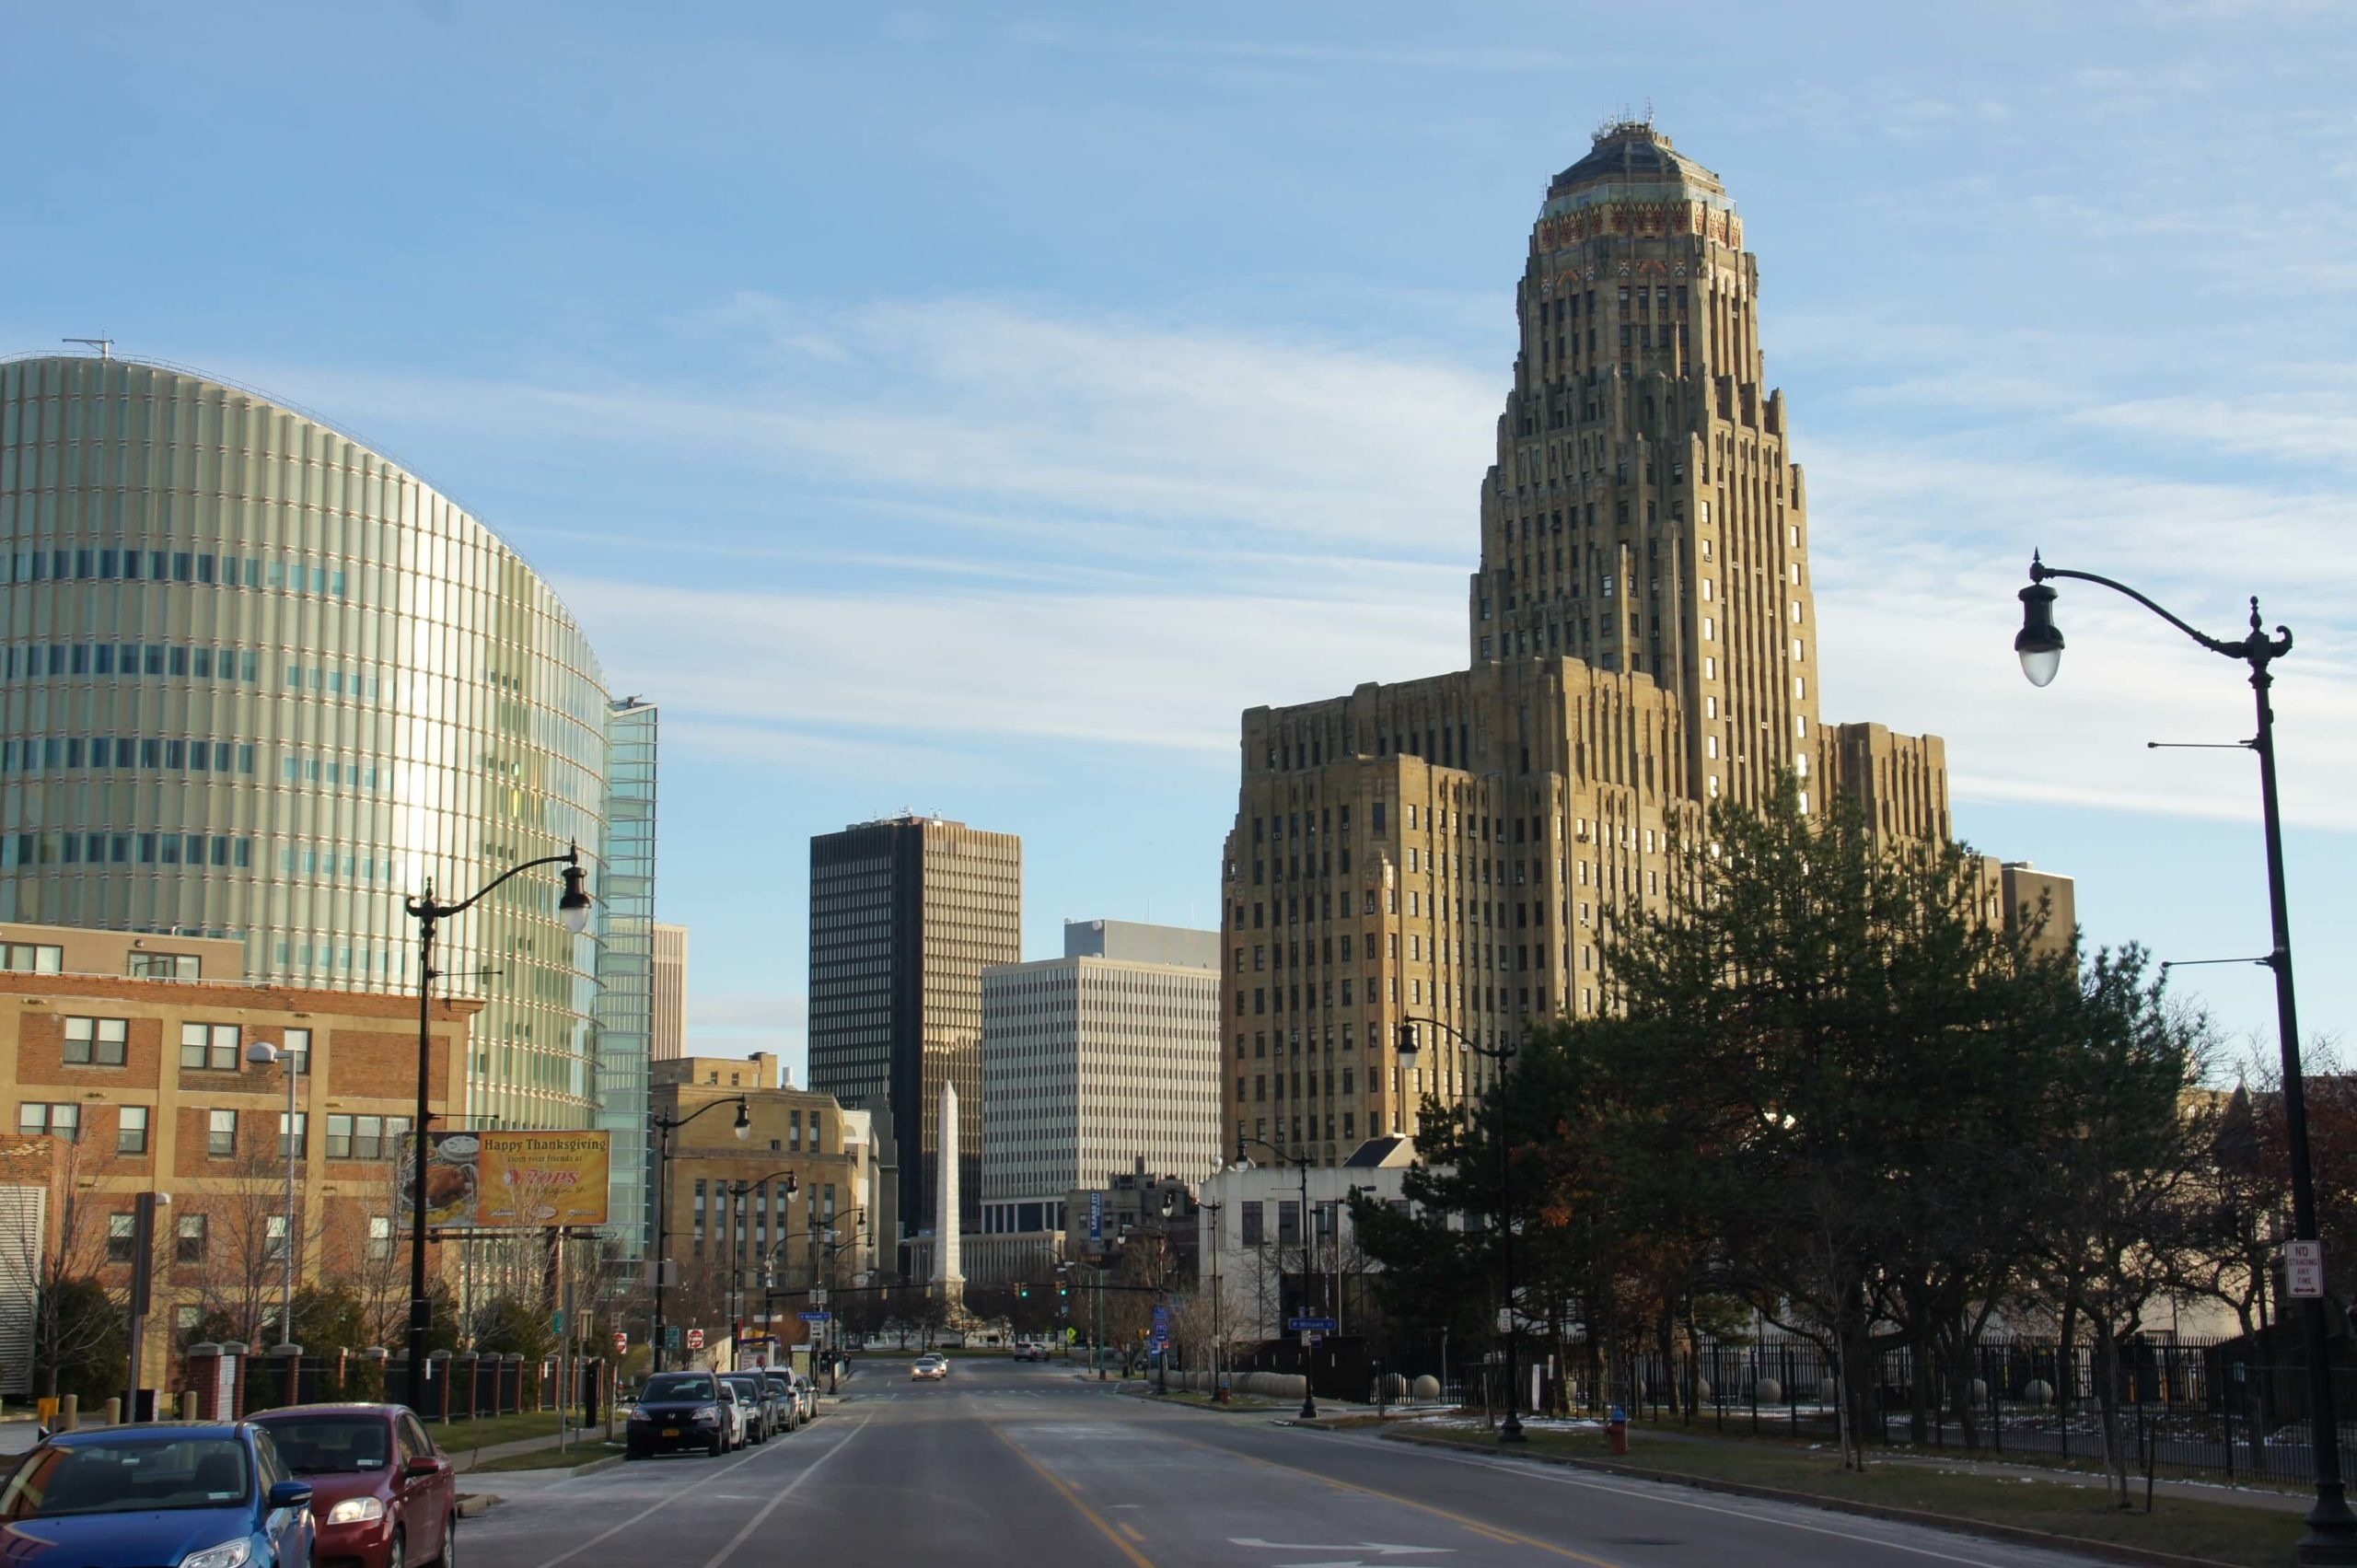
1338 1434 2057 1568
1231 1541 1450 1557
697 1413 870 1568
524 1421 851 1568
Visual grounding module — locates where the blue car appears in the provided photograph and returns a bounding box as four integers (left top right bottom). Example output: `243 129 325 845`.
0 1422 316 1568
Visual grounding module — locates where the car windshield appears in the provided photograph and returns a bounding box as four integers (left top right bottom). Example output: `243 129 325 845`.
254 1415 391 1474
1 1437 250 1517
640 1375 714 1401
724 1377 763 1398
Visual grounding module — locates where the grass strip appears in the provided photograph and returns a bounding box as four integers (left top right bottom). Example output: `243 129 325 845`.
1388 1425 2305 1568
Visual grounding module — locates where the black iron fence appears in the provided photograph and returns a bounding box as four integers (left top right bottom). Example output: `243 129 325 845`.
1507 1333 2357 1484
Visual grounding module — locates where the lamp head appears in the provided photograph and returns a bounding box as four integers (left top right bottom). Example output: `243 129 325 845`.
1159 1191 1176 1220
559 854 594 935
2016 577 2063 688
1395 1022 1420 1071
732 1099 752 1141
246 1040 280 1067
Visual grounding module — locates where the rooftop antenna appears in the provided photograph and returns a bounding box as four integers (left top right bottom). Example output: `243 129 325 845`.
64 337 113 360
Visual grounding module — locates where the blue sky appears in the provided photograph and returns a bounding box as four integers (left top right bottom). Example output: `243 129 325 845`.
9 2 2357 1082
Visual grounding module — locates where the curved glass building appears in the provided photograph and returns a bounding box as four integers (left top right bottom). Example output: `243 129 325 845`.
0 353 617 1135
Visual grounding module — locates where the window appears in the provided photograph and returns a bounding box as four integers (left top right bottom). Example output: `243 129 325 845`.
329 1114 410 1160
265 1214 289 1262
367 1215 394 1262
127 952 201 981
118 1106 150 1155
63 1016 128 1066
2 943 63 974
281 1028 310 1075
1239 1202 1264 1247
280 1112 308 1159
177 1213 208 1263
17 1103 77 1142
207 1109 237 1157
108 1214 135 1263
180 1022 239 1070
1278 1201 1302 1245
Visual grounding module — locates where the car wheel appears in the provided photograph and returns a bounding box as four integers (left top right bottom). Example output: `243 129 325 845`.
387 1528 406 1568
438 1512 457 1568
708 1431 725 1457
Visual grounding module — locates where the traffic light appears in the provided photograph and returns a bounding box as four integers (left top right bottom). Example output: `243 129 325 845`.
1058 1282 1069 1297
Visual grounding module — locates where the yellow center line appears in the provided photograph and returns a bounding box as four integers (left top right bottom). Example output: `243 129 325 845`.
1170 1434 1629 1568
1119 1522 1147 1543
988 1423 1159 1568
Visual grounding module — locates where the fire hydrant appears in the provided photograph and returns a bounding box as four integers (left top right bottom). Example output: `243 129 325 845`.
1607 1405 1629 1456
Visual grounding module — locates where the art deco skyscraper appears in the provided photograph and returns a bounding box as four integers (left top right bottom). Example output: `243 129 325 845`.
807 815 1020 1247
1218 122 1955 1167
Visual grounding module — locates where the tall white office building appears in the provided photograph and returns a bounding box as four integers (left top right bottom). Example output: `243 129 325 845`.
979 920 1222 1238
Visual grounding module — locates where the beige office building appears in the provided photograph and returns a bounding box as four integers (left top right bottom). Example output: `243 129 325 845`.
1222 122 2021 1167
651 923 689 1063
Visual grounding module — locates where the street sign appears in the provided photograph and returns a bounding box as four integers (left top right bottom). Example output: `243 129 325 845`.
2289 1239 2326 1298
611 1331 628 1355
799 1311 832 1323
686 1328 706 1351
551 1309 566 1335
1089 1191 1104 1242
1286 1317 1338 1332
663 1325 683 1351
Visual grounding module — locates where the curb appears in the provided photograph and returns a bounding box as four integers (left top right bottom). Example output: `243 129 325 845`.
1116 1388 1283 1416
455 1493 501 1517
1376 1431 2254 1568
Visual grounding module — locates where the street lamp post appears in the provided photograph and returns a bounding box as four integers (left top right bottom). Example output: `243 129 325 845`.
1234 1133 1319 1422
2014 555 2354 1562
401 846 594 1411
1400 1017 1525 1443
1202 1200 1225 1403
244 1036 300 1346
722 1171 799 1368
647 1096 752 1371
1153 1191 1175 1396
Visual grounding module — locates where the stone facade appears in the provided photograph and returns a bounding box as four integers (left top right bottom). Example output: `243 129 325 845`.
1218 122 1968 1166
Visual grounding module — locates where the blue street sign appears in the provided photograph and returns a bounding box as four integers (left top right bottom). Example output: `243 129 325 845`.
798 1311 832 1323
1286 1317 1338 1332
1152 1306 1169 1330
1088 1191 1104 1242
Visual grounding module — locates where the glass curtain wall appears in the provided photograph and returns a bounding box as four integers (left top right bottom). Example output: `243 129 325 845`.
596 698 656 1254
0 354 612 1131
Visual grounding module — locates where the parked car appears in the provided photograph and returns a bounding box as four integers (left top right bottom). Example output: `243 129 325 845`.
251 1403 458 1568
790 1368 820 1420
0 1423 316 1568
715 1378 752 1450
723 1372 788 1443
627 1371 737 1458
911 1354 948 1381
759 1371 802 1431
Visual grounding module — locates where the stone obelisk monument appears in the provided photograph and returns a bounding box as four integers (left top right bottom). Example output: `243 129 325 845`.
932 1080 965 1309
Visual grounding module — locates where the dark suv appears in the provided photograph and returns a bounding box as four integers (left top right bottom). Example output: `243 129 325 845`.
627 1371 730 1458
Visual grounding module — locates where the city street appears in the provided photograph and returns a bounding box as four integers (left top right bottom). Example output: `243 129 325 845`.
463 1356 2119 1568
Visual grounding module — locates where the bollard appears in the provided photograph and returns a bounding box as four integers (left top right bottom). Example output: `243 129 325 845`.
102 1398 121 1426
59 1395 80 1433
1608 1404 1629 1457
179 1390 198 1421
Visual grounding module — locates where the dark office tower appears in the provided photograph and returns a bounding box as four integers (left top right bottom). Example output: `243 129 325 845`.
807 816 1020 1250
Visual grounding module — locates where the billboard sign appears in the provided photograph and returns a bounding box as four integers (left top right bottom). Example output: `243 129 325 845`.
1088 1191 1104 1242
405 1131 611 1229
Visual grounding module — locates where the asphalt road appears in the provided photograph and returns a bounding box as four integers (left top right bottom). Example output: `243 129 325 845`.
462 1356 2122 1568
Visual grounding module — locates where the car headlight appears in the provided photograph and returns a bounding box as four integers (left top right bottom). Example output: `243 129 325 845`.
180 1540 254 1568
692 1405 720 1423
325 1497 388 1525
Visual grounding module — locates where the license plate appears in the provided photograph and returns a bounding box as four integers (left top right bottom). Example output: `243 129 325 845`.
661 1428 680 1438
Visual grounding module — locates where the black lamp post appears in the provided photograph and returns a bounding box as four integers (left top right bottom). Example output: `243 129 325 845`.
724 1171 799 1365
2015 553 2354 1562
1235 1133 1319 1421
1400 1017 1525 1442
648 1096 752 1371
402 845 593 1411
1154 1190 1176 1396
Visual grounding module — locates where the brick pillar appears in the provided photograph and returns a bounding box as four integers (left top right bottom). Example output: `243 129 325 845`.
424 1350 452 1421
182 1344 224 1422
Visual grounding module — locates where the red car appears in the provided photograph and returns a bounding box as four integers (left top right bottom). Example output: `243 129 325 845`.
251 1403 458 1568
